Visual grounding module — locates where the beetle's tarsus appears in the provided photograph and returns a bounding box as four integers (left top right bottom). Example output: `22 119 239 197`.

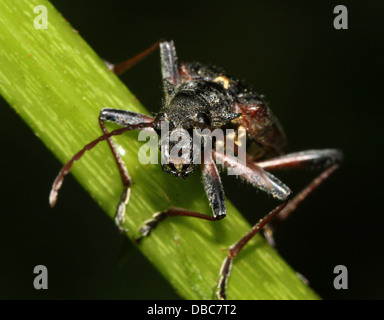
114 187 131 233
135 211 167 243
217 256 233 300
49 189 58 208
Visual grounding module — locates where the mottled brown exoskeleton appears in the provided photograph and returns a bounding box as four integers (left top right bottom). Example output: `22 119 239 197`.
50 41 342 299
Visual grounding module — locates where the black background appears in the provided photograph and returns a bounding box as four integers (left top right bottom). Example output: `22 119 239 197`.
1 0 383 299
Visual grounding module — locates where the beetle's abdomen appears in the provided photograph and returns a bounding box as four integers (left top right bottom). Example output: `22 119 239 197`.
232 102 286 159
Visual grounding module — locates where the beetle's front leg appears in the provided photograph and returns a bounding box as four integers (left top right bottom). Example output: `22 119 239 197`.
99 108 154 232
49 119 154 216
136 160 226 242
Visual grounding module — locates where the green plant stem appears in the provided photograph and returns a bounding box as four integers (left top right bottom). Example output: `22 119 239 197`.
0 0 319 299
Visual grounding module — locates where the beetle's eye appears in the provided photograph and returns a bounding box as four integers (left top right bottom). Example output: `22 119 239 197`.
195 112 210 127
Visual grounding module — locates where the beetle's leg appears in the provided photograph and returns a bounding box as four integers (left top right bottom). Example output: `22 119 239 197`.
49 115 154 231
213 150 292 201
256 149 343 172
98 117 131 232
160 40 180 86
256 149 343 241
215 148 341 245
136 207 225 244
99 108 154 126
136 161 226 243
216 151 342 300
99 108 154 231
217 201 289 300
202 159 227 218
105 41 160 76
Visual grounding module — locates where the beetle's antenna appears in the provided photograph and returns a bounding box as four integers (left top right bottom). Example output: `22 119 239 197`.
111 41 160 76
49 123 153 207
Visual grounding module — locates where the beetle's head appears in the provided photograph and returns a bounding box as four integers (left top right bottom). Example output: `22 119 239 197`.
154 110 207 179
159 130 197 179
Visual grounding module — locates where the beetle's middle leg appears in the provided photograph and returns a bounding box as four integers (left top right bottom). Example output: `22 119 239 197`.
135 207 226 244
99 108 154 231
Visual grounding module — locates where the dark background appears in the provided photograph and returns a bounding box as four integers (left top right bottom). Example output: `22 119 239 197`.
1 0 383 299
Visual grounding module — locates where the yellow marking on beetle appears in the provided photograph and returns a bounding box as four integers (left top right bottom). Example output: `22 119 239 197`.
214 76 230 89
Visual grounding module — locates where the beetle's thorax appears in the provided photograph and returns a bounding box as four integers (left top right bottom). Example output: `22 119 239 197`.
161 80 238 129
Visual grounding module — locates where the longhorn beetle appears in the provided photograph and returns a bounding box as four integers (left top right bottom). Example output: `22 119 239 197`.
50 40 342 299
